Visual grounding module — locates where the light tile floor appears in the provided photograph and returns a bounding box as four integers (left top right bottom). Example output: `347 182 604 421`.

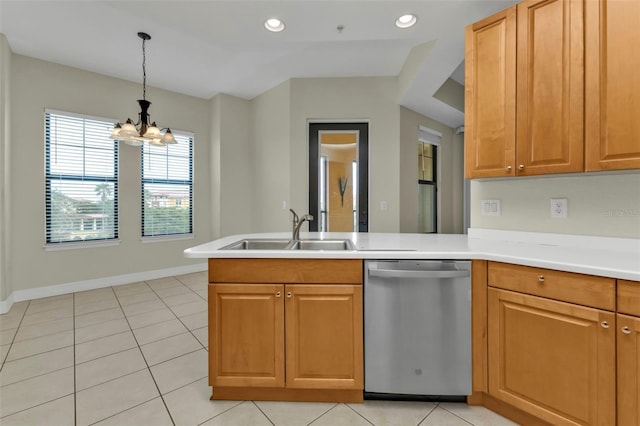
0 272 518 426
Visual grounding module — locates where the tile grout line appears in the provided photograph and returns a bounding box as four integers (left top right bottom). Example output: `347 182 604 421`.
143 280 208 351
194 400 249 426
304 402 339 426
251 400 276 426
0 394 74 422
0 300 31 372
416 402 443 426
343 403 376 425
109 285 177 426
437 404 479 426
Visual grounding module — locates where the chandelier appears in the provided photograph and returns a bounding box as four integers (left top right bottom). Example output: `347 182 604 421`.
110 32 176 146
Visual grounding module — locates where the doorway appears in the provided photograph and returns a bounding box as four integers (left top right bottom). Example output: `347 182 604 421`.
309 123 369 232
418 141 437 233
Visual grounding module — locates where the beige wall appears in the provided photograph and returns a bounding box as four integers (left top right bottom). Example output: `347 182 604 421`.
1 34 12 301
251 80 292 232
214 94 253 238
399 107 463 234
7 54 212 295
471 172 640 238
289 77 401 232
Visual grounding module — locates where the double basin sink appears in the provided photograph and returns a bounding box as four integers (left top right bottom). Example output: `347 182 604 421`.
220 238 355 251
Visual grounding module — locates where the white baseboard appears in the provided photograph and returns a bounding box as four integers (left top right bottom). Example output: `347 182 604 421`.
0 263 208 314
0 292 15 316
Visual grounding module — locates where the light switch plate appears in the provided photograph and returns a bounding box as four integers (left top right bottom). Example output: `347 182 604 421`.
550 198 568 218
481 199 501 216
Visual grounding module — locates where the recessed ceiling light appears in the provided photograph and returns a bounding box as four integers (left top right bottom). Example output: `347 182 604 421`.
395 14 418 29
264 18 285 32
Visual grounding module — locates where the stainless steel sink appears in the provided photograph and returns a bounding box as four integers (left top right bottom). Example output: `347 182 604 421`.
220 239 294 250
219 238 355 251
289 239 355 251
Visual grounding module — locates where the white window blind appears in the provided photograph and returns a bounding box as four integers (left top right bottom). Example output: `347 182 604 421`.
45 110 119 244
141 133 193 237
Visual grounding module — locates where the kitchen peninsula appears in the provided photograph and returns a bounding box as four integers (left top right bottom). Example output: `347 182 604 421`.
185 230 640 425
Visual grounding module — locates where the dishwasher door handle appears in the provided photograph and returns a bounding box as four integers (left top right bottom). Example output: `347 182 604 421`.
368 268 470 279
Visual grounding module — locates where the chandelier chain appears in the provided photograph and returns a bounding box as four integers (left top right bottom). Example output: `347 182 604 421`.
142 37 147 100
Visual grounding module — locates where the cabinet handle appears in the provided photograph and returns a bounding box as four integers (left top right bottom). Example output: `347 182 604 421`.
287 291 292 298
601 321 610 329
537 275 545 282
276 291 281 298
518 164 525 171
622 326 632 334
506 166 512 172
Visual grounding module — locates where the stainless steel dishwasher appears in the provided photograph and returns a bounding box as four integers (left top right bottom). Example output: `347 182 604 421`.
364 260 472 399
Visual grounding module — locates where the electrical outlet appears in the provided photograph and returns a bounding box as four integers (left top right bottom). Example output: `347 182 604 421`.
481 199 501 216
550 198 568 218
380 201 388 211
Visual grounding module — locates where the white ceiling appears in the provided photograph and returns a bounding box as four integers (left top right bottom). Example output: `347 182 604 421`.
0 0 515 127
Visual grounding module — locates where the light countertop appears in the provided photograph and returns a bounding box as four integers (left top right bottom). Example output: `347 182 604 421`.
184 229 640 281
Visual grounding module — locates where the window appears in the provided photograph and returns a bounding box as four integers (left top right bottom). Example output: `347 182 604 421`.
141 132 193 237
45 110 119 244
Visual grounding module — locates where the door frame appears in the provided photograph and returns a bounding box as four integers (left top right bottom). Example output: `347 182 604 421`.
308 122 369 232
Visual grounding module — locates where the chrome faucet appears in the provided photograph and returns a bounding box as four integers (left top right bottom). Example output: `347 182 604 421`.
289 209 313 241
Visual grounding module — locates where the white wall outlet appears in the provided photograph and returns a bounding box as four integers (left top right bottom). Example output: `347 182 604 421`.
481 199 501 216
282 201 287 210
380 201 388 211
550 198 568 218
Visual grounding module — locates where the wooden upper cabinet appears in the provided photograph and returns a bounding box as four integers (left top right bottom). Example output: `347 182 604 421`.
585 0 640 171
285 284 363 390
516 0 584 176
465 7 516 178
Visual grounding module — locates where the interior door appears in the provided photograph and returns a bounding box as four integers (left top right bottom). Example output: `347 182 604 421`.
309 123 368 232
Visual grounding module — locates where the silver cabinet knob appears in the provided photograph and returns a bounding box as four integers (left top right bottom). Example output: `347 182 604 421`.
276 291 281 298
287 291 292 298
601 321 610 329
537 275 545 282
518 164 525 170
622 326 632 334
506 166 512 172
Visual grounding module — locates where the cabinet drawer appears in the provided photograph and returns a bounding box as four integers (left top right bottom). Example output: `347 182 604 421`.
488 262 615 310
209 259 363 284
618 280 640 317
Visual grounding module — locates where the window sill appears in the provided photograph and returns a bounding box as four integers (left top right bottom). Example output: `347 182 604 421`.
141 234 195 244
44 239 121 252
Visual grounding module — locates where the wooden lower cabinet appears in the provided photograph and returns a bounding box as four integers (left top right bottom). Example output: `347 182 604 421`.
617 313 640 426
208 259 364 404
210 283 285 388
488 287 616 425
286 285 363 390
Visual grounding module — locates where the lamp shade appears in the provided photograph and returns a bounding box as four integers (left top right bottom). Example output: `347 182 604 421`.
119 120 139 139
161 128 177 144
143 122 161 139
109 123 122 139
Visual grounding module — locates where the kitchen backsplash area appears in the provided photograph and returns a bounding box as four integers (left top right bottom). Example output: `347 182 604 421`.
471 171 640 239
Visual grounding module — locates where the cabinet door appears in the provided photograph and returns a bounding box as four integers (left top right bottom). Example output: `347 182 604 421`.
618 314 640 426
488 288 615 425
516 0 584 176
210 283 284 387
464 6 516 178
585 0 640 171
285 284 363 389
